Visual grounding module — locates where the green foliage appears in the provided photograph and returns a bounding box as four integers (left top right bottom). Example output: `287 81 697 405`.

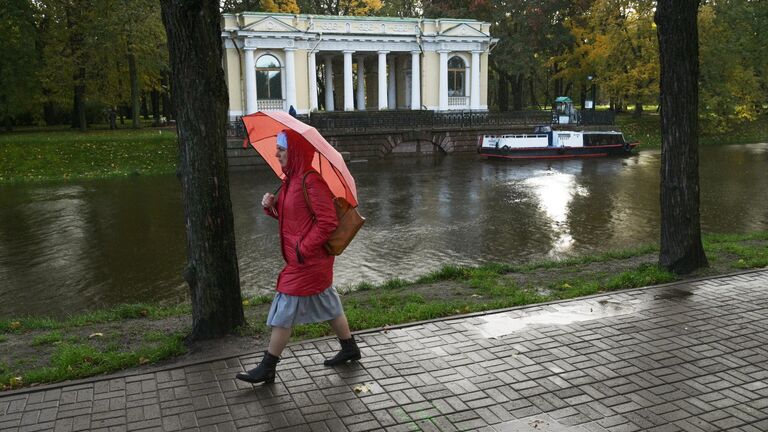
559 0 659 109
699 1 768 127
0 0 40 125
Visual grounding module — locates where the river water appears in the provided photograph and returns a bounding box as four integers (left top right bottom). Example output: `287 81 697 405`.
1 143 766 318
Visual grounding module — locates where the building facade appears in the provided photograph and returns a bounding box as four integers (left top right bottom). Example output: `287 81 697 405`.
221 13 497 120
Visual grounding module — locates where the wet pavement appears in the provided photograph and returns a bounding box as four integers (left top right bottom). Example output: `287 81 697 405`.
1 269 767 432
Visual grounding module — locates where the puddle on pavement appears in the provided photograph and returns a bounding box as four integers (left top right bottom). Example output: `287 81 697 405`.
468 300 638 339
653 288 694 300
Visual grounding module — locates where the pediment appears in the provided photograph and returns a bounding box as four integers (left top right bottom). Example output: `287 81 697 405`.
242 16 300 33
440 23 487 37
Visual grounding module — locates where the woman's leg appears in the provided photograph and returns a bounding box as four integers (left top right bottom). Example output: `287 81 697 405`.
268 326 292 356
324 313 361 366
235 325 291 384
328 313 352 339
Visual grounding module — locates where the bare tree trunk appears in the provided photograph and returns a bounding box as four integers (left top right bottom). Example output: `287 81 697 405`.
655 0 708 274
160 0 245 340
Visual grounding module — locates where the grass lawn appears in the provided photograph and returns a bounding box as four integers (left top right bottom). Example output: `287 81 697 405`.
0 127 177 183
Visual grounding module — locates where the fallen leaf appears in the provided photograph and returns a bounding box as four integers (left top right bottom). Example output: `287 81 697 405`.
353 384 370 394
83 356 94 364
88 332 104 338
139 357 150 365
9 321 21 330
9 376 23 388
139 309 149 317
242 299 251 306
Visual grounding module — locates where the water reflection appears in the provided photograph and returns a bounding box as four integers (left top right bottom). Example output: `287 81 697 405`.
0 143 766 317
467 299 638 339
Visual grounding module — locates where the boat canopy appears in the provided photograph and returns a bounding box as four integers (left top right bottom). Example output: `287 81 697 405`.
554 96 572 103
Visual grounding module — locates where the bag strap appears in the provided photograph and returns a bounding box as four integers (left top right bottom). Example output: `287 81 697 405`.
301 170 317 221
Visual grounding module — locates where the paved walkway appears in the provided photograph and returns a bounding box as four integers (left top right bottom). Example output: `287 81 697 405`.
2 270 768 432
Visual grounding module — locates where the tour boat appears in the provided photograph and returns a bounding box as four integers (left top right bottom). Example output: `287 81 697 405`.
478 126 638 160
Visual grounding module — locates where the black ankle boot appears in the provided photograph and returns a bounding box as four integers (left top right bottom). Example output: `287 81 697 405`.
236 351 280 384
324 336 361 366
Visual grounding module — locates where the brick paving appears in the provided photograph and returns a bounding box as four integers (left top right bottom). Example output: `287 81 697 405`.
2 269 768 432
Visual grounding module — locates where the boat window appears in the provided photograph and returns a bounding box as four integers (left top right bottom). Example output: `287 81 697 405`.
256 54 283 100
448 56 466 97
584 133 625 146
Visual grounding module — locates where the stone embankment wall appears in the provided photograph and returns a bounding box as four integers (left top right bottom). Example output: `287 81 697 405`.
227 127 532 168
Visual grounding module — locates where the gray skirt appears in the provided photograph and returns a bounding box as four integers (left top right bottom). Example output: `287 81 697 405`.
266 286 343 328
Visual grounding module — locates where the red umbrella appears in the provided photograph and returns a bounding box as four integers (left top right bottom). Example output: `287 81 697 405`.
241 111 359 207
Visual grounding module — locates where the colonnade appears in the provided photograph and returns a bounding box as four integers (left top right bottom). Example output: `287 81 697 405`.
242 48 482 114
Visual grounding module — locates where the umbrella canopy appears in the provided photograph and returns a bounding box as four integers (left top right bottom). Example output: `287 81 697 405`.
241 111 359 207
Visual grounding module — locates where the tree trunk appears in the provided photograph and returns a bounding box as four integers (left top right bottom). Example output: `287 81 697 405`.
141 93 149 119
655 0 708 274
128 48 141 129
160 0 245 340
74 67 87 131
498 72 508 112
151 89 161 126
161 72 174 120
529 79 538 109
512 74 523 111
633 103 643 117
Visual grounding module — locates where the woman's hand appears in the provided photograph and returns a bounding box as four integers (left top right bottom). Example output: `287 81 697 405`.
262 192 276 208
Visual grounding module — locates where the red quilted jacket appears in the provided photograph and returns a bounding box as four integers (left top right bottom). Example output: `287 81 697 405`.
264 130 338 296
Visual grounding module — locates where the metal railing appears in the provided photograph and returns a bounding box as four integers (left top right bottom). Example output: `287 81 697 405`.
228 109 615 137
300 110 552 133
257 99 285 111
580 110 616 125
448 96 469 107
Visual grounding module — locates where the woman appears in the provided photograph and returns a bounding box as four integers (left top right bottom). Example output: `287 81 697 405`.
236 129 361 385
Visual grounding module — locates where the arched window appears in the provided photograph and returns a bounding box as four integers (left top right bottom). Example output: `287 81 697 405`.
256 54 282 99
448 56 466 97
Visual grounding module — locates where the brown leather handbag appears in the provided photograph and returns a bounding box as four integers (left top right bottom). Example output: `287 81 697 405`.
302 171 365 255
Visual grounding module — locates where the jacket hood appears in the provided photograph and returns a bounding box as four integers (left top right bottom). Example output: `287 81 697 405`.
281 129 315 179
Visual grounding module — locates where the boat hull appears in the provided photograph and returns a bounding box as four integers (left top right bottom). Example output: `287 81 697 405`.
479 143 638 160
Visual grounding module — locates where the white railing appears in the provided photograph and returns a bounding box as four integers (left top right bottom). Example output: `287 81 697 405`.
448 96 469 107
257 99 285 111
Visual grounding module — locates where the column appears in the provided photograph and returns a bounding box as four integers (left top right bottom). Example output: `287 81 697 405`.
438 50 449 111
378 51 388 110
470 51 481 110
308 51 318 112
324 56 334 112
343 50 354 111
356 56 366 111
411 51 421 110
388 56 396 109
244 49 257 114
284 48 297 111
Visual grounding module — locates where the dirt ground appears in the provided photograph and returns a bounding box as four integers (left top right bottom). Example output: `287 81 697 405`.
0 247 761 389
